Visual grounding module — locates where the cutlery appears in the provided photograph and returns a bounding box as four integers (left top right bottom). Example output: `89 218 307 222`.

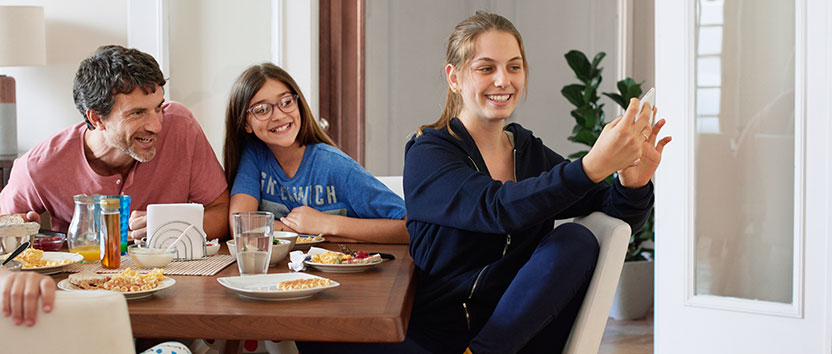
2 241 30 266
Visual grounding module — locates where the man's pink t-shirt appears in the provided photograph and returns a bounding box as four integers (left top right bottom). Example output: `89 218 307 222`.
0 102 227 233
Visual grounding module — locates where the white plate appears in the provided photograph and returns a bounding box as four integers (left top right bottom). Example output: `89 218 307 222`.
217 273 339 301
293 235 325 251
57 276 176 300
304 259 383 273
5 252 84 275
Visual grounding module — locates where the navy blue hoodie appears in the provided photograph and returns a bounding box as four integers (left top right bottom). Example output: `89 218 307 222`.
403 117 653 328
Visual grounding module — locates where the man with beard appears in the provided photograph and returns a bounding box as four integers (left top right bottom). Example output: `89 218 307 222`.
0 45 228 240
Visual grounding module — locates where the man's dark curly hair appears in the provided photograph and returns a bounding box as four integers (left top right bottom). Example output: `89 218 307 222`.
72 45 167 130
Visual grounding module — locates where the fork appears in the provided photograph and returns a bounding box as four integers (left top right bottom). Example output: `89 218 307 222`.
337 243 354 256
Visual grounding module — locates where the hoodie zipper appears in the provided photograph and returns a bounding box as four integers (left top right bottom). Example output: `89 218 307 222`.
502 148 517 256
467 156 480 172
463 264 490 330
462 147 516 328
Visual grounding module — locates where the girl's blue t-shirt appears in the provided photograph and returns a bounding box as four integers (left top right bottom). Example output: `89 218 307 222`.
231 141 406 220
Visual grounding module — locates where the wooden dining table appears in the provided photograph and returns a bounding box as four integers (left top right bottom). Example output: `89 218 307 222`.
55 243 416 352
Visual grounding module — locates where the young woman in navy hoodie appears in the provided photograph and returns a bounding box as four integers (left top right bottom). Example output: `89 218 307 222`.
399 12 672 354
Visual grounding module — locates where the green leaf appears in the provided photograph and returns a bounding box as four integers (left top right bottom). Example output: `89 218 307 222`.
592 67 604 84
582 86 596 103
576 106 598 128
605 78 644 110
561 84 585 107
565 50 591 83
590 52 606 72
602 92 626 109
570 110 584 122
570 114 586 129
589 75 602 90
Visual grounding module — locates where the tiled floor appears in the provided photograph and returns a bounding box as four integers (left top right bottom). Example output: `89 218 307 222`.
599 311 653 354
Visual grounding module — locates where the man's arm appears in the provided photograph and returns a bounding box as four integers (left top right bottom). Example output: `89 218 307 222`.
203 189 230 240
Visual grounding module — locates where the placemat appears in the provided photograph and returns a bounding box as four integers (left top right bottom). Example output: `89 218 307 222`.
64 255 235 276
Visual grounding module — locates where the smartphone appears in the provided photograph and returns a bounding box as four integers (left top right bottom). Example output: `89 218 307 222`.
637 87 656 124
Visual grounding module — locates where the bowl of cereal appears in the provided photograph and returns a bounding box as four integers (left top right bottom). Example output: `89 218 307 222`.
269 238 291 265
128 245 175 268
272 231 298 250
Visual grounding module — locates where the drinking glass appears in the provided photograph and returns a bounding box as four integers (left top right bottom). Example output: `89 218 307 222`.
232 211 274 275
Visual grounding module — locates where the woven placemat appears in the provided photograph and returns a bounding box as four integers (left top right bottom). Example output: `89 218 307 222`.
64 255 235 276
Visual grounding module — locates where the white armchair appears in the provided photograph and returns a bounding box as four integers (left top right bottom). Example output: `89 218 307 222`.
0 290 135 354
376 175 404 198
563 211 631 354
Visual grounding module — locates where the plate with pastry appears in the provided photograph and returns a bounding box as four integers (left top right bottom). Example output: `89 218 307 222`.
217 272 339 301
292 234 326 251
2 248 83 275
303 250 383 273
58 268 175 300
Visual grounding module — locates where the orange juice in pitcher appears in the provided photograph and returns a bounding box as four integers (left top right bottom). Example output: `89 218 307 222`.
67 194 101 262
70 244 101 261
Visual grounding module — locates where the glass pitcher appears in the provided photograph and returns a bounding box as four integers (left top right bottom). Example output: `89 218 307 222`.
67 194 101 261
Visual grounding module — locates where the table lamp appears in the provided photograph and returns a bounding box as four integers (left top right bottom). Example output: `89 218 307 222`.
0 6 46 156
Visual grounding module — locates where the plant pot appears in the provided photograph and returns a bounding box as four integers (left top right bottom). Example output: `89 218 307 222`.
609 259 654 320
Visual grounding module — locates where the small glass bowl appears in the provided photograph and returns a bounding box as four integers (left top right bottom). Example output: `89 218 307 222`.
127 245 175 268
205 239 220 256
32 232 66 251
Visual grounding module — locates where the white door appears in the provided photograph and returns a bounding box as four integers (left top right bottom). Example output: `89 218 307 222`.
655 0 832 353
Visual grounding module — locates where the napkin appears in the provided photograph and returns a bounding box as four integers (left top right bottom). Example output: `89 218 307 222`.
287 247 331 272
288 251 307 272
146 203 206 259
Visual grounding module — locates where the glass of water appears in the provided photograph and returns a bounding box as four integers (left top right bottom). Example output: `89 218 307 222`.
232 211 274 275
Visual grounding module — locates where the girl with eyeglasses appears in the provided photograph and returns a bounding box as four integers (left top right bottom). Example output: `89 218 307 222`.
223 63 408 244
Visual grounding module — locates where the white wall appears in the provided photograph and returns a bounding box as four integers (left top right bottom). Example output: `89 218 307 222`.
364 0 637 175
167 0 272 162
0 0 128 154
129 0 319 164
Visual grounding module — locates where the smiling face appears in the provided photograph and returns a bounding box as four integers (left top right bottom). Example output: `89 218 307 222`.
244 78 302 152
450 30 525 125
100 86 165 162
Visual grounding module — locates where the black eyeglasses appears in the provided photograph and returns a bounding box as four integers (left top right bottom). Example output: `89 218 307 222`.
246 94 299 121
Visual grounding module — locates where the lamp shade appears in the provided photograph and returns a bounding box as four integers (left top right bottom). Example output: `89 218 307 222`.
0 6 46 66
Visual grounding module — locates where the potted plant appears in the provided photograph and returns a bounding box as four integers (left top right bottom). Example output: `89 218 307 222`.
562 50 654 320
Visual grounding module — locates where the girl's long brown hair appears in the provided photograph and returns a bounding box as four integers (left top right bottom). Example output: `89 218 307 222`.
417 12 529 137
223 63 336 185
